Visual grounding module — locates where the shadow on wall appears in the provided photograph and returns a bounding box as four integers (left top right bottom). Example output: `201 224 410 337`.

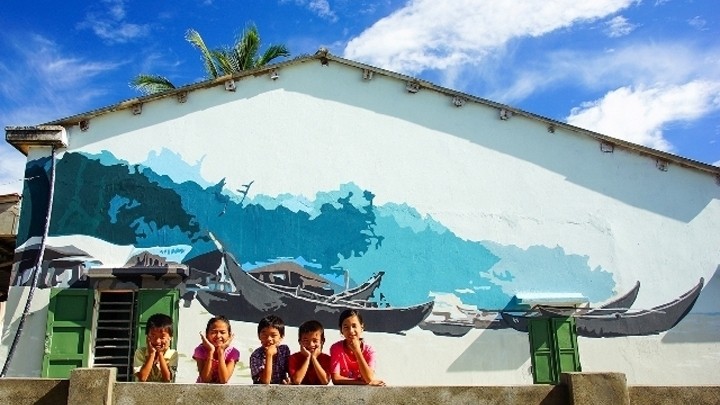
662 265 720 344
279 67 719 224
447 328 529 372
0 288 48 376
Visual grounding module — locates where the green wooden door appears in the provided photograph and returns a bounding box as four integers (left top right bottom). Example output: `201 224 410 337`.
134 289 179 351
528 317 581 384
553 317 581 375
42 288 94 378
528 318 557 384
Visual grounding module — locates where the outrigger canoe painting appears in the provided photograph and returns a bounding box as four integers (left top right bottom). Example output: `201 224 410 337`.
11 151 707 338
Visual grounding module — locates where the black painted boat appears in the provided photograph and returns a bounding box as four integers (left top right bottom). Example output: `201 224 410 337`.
501 278 703 338
196 252 433 334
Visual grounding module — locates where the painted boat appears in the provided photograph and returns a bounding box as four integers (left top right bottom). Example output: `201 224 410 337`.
539 278 703 337
196 252 433 334
501 278 703 338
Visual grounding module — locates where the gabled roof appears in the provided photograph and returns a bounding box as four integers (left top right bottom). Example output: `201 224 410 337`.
8 49 720 177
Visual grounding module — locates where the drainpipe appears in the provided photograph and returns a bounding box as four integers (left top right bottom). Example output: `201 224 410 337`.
1 146 57 377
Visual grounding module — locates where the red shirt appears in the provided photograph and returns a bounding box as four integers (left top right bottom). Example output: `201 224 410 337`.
288 352 331 385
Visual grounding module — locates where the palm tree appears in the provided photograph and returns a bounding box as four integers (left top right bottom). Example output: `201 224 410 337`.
131 24 290 95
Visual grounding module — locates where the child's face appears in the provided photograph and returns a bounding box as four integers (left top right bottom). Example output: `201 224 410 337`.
258 326 283 348
148 327 172 351
206 320 231 347
299 330 323 352
340 315 364 340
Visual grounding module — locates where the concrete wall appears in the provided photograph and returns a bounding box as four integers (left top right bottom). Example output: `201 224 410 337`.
3 57 720 385
2 369 719 405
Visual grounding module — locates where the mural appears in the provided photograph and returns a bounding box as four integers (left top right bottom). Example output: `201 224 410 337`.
12 151 702 337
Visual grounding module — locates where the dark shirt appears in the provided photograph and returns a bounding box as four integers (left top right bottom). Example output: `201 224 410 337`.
250 344 290 384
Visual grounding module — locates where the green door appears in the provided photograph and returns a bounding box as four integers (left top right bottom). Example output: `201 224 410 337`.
528 317 581 384
134 289 179 351
42 288 94 378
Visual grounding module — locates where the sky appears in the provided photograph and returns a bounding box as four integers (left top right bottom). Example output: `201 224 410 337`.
1 0 719 195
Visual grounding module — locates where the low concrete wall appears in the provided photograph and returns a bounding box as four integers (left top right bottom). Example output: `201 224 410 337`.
629 386 720 405
0 378 68 405
1 369 719 405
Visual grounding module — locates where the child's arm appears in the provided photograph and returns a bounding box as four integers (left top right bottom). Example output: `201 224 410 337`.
156 348 173 382
258 344 277 384
134 344 156 382
309 351 329 385
214 338 236 384
349 338 375 384
196 333 216 383
290 347 310 384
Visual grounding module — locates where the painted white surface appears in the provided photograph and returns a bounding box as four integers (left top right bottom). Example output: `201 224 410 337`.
2 59 719 385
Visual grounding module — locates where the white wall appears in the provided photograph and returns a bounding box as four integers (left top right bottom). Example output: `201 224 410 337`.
3 59 719 385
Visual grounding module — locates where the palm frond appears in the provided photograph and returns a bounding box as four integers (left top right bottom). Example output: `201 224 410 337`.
235 24 261 70
256 44 290 67
185 29 220 79
130 74 176 95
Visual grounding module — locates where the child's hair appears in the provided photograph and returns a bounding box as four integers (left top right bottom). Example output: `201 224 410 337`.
298 320 325 344
338 309 363 329
146 313 173 336
206 315 232 334
258 314 285 337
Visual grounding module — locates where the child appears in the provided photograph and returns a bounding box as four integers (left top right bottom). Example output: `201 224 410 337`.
133 313 178 382
330 309 385 386
250 314 291 384
193 315 240 383
288 320 331 385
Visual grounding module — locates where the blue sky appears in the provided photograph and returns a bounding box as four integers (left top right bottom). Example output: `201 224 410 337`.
1 0 718 194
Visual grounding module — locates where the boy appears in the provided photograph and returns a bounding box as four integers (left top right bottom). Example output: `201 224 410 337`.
249 315 291 384
289 320 331 385
133 313 178 382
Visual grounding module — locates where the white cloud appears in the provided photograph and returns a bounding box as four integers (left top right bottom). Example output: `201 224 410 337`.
566 81 720 151
489 42 720 104
343 0 637 74
687 16 707 31
0 145 25 195
0 34 122 125
604 15 637 37
78 0 150 44
283 0 338 22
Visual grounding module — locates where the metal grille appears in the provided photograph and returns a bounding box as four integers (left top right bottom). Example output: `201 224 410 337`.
93 291 136 381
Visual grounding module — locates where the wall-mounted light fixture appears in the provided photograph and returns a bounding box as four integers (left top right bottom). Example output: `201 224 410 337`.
177 91 188 103
79 120 89 132
547 124 556 133
656 159 669 172
132 104 143 115
499 108 512 120
224 79 236 91
600 141 614 153
270 69 279 80
406 81 420 93
452 96 466 107
362 69 374 81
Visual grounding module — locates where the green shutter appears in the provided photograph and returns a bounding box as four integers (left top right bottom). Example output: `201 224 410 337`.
528 318 556 384
42 288 94 378
552 317 581 374
135 289 179 351
528 316 582 384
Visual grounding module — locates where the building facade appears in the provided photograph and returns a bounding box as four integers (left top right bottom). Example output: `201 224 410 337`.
1 52 718 385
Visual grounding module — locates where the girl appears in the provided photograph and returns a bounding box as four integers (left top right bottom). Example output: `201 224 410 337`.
193 315 240 383
329 309 385 386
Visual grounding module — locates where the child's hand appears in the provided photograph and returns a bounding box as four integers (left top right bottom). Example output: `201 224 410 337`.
146 336 157 357
348 337 362 353
200 332 214 352
300 344 311 357
265 344 278 357
369 379 386 386
220 333 235 350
